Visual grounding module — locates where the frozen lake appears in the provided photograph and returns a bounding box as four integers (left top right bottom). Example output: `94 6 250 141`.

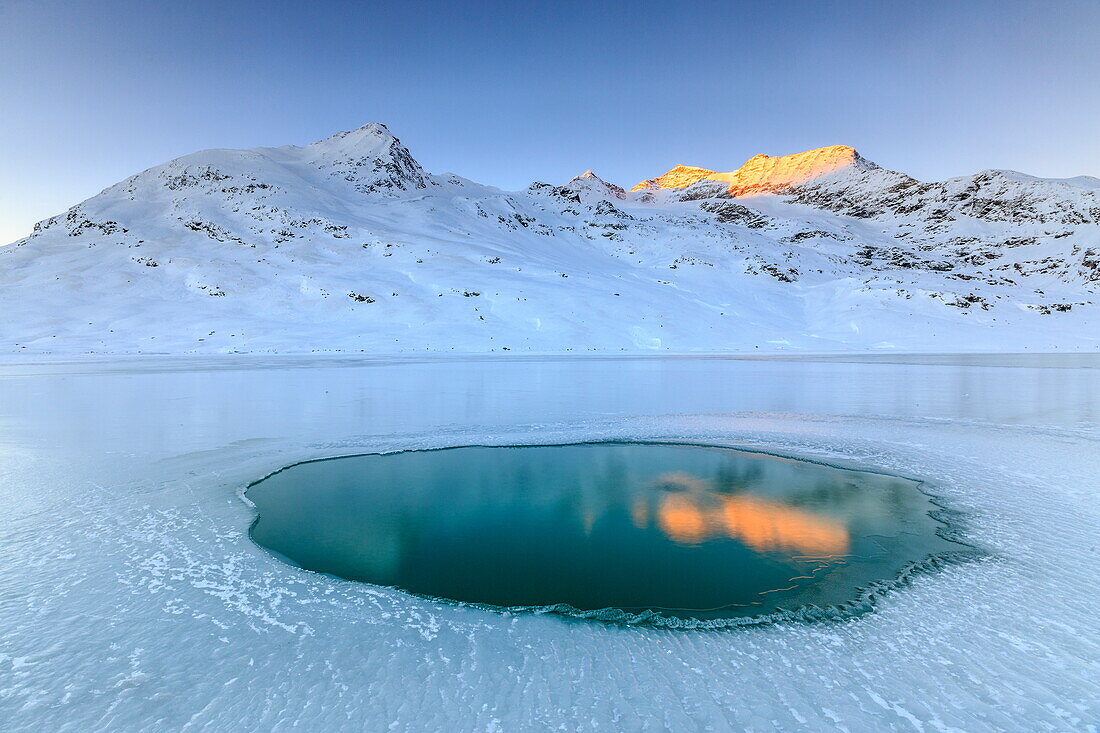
2 354 1098 730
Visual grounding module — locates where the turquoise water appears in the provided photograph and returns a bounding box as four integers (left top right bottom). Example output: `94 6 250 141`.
247 443 966 623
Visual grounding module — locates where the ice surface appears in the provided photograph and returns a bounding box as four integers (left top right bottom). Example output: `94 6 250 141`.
1 355 1098 730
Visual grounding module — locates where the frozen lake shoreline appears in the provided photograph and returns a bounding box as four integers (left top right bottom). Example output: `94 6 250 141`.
2 355 1098 730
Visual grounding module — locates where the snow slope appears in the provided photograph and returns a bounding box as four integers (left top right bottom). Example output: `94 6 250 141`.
2 123 1098 354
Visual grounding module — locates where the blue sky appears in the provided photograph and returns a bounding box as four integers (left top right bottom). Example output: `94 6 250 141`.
2 0 1099 244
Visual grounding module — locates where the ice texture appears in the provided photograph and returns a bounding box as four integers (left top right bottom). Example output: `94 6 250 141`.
1 355 1098 730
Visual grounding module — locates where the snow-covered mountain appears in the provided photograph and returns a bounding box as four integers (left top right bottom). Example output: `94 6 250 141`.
3 122 1098 354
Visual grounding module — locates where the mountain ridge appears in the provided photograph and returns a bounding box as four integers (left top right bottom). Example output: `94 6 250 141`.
2 123 1097 355
631 144 876 197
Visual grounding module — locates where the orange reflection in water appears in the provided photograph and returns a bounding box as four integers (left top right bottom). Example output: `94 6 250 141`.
644 474 850 556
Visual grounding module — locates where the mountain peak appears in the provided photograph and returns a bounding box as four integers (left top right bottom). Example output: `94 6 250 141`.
305 122 430 193
565 169 626 199
308 121 399 152
631 165 717 192
736 144 865 172
631 145 875 196
721 144 873 196
571 170 613 184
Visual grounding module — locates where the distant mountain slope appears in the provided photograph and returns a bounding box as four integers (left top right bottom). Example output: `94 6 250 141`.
2 123 1097 355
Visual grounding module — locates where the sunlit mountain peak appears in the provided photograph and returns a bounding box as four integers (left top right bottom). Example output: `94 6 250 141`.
630 164 718 192
632 144 876 196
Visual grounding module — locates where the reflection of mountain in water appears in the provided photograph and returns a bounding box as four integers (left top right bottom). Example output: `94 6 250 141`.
638 490 850 556
634 470 851 554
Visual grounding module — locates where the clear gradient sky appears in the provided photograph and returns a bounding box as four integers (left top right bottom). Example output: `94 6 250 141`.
2 0 1099 244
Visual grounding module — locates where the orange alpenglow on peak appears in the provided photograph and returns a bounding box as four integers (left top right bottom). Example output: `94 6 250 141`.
631 164 719 191
631 145 872 196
